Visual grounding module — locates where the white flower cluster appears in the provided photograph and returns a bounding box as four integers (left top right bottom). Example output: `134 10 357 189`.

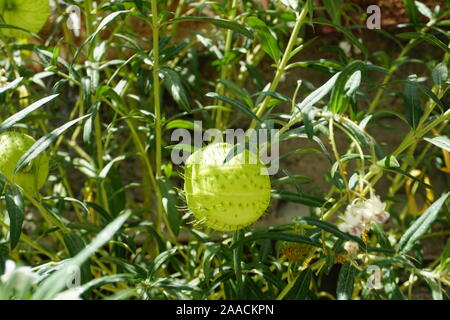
338 194 390 236
343 241 359 255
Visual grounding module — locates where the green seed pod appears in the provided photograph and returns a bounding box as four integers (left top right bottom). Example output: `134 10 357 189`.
184 143 271 231
0 0 50 38
0 131 49 195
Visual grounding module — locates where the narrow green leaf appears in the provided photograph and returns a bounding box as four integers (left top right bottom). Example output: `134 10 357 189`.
98 153 137 180
5 185 24 250
312 18 368 58
234 231 321 249
424 135 450 153
148 248 177 279
397 192 450 254
78 274 134 294
402 0 420 24
403 76 422 129
247 17 281 62
32 211 131 300
206 92 261 122
73 10 132 65
271 190 328 208
157 177 181 236
159 67 191 112
0 77 23 95
14 114 90 174
415 1 433 19
63 232 92 284
421 275 443 300
329 61 365 114
294 72 341 116
220 79 254 108
337 262 357 300
284 269 312 300
166 17 254 39
432 63 448 85
382 268 404 300
294 216 366 248
397 32 450 53
0 94 59 135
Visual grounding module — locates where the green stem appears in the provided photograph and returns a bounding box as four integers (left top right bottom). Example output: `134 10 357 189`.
249 4 308 130
151 0 165 237
215 0 238 129
84 0 94 36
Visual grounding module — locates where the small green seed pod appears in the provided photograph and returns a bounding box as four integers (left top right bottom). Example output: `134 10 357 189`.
0 131 49 195
184 143 271 231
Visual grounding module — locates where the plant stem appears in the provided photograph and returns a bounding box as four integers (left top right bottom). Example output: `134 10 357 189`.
151 0 165 238
84 0 94 36
215 0 238 129
249 4 308 129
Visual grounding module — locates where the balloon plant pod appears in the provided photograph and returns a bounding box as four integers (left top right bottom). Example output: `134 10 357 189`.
0 131 49 195
184 143 271 232
0 0 50 38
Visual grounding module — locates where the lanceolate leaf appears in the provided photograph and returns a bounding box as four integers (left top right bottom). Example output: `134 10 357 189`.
271 190 328 208
403 77 422 129
206 92 261 122
284 269 312 300
397 32 450 54
294 72 341 116
166 17 254 39
294 216 366 248
32 211 131 300
157 177 182 236
233 231 322 249
0 94 59 135
415 1 433 19
73 10 132 65
337 262 357 300
424 135 450 153
159 67 191 112
312 18 368 58
5 185 24 250
432 63 448 85
246 17 281 62
397 192 450 254
329 61 365 114
403 0 420 24
0 77 23 95
14 114 90 174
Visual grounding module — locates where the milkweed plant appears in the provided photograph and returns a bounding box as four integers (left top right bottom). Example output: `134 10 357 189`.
0 0 449 300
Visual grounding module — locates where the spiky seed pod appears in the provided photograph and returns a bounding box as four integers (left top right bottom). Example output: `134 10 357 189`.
0 0 50 38
184 143 271 232
0 131 49 195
